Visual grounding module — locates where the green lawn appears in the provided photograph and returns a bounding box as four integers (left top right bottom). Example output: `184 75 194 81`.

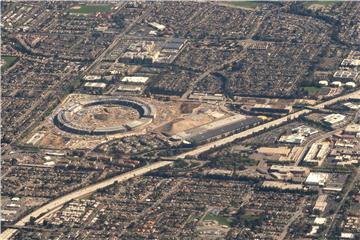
203 213 232 226
1 56 18 73
239 211 265 227
242 212 261 221
304 1 336 8
222 1 260 9
301 86 321 96
68 4 112 14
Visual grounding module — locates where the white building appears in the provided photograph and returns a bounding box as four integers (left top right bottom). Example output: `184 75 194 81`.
322 113 346 126
84 82 107 89
148 22 166 31
121 76 149 84
83 75 101 81
305 172 329 186
279 134 305 144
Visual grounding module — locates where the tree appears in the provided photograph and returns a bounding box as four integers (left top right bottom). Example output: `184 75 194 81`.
29 216 36 225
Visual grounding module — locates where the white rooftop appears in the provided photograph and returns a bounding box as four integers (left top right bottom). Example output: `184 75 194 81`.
305 172 329 186
121 76 149 84
314 217 327 225
84 82 107 88
323 113 346 125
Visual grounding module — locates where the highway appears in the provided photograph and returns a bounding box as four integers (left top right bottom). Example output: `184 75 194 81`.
176 89 360 158
2 90 359 239
0 161 172 240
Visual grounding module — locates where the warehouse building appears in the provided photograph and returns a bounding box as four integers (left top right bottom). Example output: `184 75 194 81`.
117 85 143 94
305 172 329 186
171 115 262 145
84 82 107 89
121 76 149 85
250 104 292 114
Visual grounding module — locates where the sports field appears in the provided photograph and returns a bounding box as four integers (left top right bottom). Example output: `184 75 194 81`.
1 56 18 73
301 86 321 96
304 1 336 9
68 4 112 14
203 213 232 226
222 1 260 9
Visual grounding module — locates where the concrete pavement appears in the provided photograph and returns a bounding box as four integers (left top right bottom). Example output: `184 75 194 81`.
2 89 359 239
176 90 360 158
0 161 172 240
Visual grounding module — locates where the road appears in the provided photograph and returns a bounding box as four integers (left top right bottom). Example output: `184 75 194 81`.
2 89 359 239
180 41 253 100
0 161 172 240
278 199 306 240
83 6 153 76
295 103 359 166
294 128 343 166
175 89 360 159
324 168 359 238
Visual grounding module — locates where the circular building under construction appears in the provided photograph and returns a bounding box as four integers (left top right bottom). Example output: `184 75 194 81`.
54 97 155 135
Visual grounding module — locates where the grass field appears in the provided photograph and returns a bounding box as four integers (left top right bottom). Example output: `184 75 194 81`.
1 56 18 73
301 86 321 96
304 1 336 8
68 4 112 14
203 213 232 226
222 1 260 9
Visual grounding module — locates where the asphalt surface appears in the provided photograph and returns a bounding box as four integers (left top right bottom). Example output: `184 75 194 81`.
176 90 360 158
1 89 359 239
0 161 172 239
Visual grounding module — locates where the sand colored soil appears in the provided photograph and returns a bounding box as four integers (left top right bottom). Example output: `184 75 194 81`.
180 102 201 114
162 114 215 135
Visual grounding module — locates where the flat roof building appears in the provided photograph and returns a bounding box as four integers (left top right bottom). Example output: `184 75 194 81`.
117 85 143 93
172 115 262 145
148 22 166 31
344 124 360 135
250 104 292 114
305 172 329 186
333 70 358 81
279 134 305 144
83 75 102 81
322 113 346 127
269 165 310 175
84 82 107 89
121 76 149 84
313 194 328 213
303 142 330 166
